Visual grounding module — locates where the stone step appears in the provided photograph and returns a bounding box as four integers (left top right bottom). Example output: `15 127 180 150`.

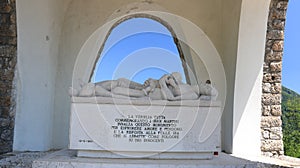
32 149 264 168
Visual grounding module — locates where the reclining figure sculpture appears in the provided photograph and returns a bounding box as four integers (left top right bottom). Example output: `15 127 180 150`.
69 72 218 101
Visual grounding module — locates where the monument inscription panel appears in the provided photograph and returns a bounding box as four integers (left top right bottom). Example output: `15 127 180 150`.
69 101 221 159
111 114 182 143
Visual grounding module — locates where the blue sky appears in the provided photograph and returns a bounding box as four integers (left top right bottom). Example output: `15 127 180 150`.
92 18 186 84
282 0 300 94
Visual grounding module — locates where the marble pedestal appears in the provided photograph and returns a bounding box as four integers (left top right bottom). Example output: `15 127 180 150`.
69 97 222 159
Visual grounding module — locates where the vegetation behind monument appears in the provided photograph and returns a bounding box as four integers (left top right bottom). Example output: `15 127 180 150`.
282 86 300 158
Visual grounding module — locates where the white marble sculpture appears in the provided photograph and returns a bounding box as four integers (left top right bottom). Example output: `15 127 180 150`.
69 72 218 100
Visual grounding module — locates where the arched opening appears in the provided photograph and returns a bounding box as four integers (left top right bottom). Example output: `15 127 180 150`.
90 16 189 84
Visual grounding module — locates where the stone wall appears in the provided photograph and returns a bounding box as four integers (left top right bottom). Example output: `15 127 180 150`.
261 0 288 157
0 0 17 154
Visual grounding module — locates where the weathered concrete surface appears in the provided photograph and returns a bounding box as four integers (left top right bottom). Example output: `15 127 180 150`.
0 151 51 168
32 149 298 168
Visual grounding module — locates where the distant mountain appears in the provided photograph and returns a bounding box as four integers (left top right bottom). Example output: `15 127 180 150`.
282 86 300 102
281 86 300 158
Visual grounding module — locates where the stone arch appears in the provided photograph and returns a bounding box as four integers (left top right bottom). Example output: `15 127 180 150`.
261 0 288 157
89 13 191 83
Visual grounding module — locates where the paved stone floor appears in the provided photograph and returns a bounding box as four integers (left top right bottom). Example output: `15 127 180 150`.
252 155 300 168
0 150 299 168
0 151 52 168
32 150 299 168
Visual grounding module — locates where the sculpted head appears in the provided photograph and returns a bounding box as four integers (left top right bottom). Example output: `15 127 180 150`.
170 72 182 84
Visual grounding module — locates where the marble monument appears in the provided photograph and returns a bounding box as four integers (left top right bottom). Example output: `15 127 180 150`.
69 72 221 159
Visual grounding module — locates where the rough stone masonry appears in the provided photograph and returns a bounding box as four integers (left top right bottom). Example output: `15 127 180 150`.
261 0 288 157
0 0 17 154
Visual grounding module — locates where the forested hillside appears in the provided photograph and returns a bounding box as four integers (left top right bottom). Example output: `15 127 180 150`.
282 86 300 158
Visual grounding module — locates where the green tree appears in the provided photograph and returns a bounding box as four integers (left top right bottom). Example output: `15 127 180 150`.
282 86 300 158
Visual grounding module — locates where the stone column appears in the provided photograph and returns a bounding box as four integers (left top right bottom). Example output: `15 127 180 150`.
261 0 288 157
0 0 17 154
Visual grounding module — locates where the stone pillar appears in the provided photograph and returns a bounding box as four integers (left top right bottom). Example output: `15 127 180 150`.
261 0 288 157
0 0 17 154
